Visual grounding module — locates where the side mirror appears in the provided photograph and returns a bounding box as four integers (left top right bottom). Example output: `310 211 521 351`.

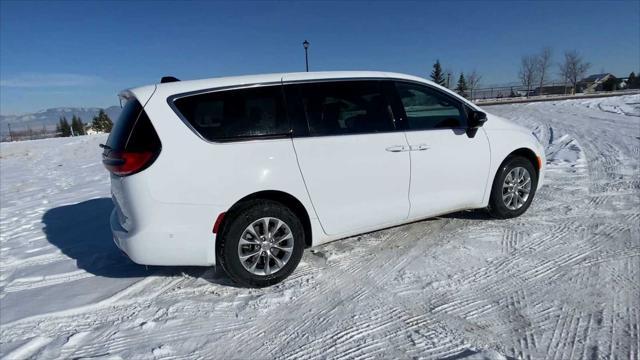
468 110 488 129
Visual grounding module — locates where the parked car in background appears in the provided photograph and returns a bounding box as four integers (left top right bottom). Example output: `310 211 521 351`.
102 71 545 287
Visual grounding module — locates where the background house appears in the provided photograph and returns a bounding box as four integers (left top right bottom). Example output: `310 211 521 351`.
579 73 617 92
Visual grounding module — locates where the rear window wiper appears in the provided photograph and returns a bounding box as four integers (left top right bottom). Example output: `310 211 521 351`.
99 144 112 150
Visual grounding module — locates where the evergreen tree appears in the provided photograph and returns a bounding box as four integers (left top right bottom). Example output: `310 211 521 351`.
601 77 617 91
70 115 78 136
455 73 468 98
430 60 446 86
71 115 86 135
628 72 639 89
58 116 71 137
77 116 86 135
92 109 114 133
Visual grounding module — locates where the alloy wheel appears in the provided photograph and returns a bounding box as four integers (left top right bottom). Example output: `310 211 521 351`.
502 166 532 210
237 217 294 276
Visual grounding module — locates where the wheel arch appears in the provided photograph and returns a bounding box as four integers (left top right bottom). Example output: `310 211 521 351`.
487 147 540 202
486 147 540 217
217 190 313 250
507 147 541 175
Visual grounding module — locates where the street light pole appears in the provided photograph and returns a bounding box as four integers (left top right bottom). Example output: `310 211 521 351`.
303 40 309 72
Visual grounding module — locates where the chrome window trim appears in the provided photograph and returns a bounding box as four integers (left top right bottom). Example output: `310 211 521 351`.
166 77 473 143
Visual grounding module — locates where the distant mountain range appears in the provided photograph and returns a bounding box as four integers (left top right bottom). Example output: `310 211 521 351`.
0 106 122 135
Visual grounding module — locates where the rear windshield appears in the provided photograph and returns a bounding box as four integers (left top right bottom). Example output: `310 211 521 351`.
172 85 289 141
106 99 160 152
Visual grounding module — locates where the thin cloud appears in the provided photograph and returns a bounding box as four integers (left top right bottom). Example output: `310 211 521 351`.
0 73 103 88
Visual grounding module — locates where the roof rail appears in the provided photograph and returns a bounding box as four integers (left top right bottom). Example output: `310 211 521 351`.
160 76 180 83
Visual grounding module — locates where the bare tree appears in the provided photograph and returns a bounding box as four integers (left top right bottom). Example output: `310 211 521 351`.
519 55 539 97
559 50 590 95
536 47 552 95
467 70 482 100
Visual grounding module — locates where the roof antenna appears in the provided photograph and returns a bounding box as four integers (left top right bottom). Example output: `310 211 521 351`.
161 76 180 83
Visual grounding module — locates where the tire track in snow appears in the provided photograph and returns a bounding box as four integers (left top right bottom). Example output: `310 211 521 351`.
271 220 470 359
2 336 53 359
501 229 524 254
4 269 93 293
1 276 182 339
270 223 465 359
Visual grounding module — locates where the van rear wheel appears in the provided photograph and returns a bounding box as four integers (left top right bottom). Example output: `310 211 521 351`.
218 200 304 287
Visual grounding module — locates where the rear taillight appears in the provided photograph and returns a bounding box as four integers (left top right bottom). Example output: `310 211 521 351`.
103 151 157 176
102 98 161 177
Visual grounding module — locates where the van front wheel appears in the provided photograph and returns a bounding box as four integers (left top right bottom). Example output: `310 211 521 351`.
218 200 304 287
488 156 538 219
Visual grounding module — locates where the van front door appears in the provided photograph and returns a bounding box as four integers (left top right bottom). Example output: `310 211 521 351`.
391 81 491 219
284 79 411 235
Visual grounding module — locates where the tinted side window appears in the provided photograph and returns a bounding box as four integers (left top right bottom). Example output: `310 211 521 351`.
290 81 395 136
395 82 466 130
106 99 160 152
173 85 289 141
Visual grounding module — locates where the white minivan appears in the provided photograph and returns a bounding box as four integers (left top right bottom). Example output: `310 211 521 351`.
103 71 545 287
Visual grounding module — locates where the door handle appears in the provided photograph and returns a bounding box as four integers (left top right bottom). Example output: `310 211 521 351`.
411 144 430 151
385 145 409 152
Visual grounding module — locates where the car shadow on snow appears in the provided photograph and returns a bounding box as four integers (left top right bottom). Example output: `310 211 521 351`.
441 209 494 221
42 197 236 285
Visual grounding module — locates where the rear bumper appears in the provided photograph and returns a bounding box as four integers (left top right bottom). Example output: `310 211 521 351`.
110 207 218 266
110 169 225 267
111 209 127 251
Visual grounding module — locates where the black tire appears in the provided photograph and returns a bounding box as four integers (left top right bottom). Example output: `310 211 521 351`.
217 199 305 287
488 156 538 219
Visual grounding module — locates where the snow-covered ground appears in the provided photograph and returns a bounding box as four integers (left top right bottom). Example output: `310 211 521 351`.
1 95 639 359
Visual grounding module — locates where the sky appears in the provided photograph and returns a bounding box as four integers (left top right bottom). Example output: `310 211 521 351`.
1 0 639 115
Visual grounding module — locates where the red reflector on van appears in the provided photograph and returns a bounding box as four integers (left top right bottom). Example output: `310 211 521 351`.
213 212 226 233
103 151 155 176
